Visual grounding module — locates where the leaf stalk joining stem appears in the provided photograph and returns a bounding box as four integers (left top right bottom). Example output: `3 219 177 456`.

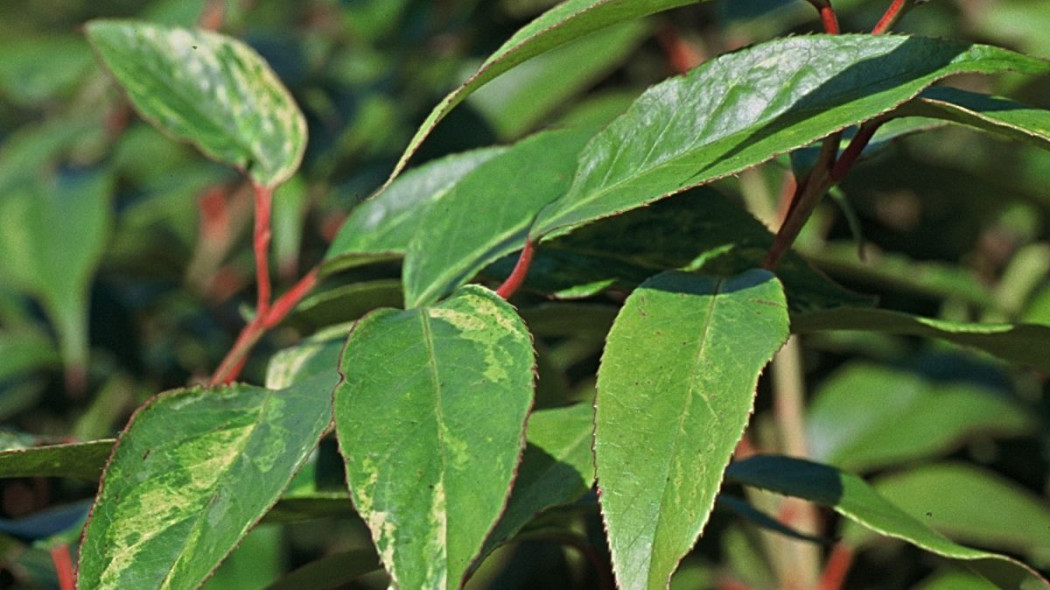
209 183 320 385
496 239 535 300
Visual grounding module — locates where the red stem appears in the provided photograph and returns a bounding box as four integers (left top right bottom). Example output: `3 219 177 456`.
264 268 319 328
819 4 841 34
209 267 320 385
872 0 908 34
830 121 884 183
50 544 76 590
764 132 840 270
253 184 274 319
817 544 854 590
496 240 535 300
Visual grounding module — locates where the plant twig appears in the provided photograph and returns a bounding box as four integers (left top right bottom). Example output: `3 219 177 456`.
764 132 839 269
252 184 274 319
50 544 76 590
872 0 910 34
765 117 888 269
209 268 320 385
496 240 535 300
769 335 822 589
830 120 885 182
805 0 841 34
817 544 855 590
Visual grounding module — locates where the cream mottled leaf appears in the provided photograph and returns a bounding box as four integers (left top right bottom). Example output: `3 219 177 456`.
77 374 339 590
334 285 534 590
596 270 789 589
86 20 306 188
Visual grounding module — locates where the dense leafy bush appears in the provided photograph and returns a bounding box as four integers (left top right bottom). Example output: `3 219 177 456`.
2 1 1050 589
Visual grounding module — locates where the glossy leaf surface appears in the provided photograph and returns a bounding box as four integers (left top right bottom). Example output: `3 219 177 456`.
726 455 1050 589
404 127 593 307
532 35 1049 238
335 286 534 589
791 307 1050 372
874 463 1050 562
78 374 339 590
807 364 1033 472
596 270 789 589
324 147 507 273
388 0 703 183
86 20 306 187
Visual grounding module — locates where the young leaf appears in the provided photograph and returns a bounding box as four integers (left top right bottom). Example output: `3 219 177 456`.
791 307 1050 372
0 172 113 391
596 270 789 590
324 147 508 274
403 127 594 307
530 35 1050 239
334 286 534 590
895 86 1050 151
388 0 706 184
873 463 1050 562
725 455 1050 590
77 374 339 590
807 364 1034 472
85 20 307 188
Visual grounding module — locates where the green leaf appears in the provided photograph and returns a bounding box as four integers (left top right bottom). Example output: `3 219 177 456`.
0 35 95 106
491 187 871 312
807 364 1034 472
916 571 1000 590
0 172 113 389
873 463 1050 565
480 403 596 558
403 127 594 307
725 455 1050 590
596 270 789 589
77 374 339 590
286 280 404 333
0 440 114 481
791 307 1050 372
387 0 704 184
334 286 534 589
324 147 508 274
468 20 649 140
716 496 828 545
86 20 307 188
531 35 1049 239
262 548 380 590
895 86 1050 150
265 330 347 390
802 242 998 310
0 329 59 383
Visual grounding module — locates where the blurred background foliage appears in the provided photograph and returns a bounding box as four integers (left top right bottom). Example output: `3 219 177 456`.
0 0 1049 588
